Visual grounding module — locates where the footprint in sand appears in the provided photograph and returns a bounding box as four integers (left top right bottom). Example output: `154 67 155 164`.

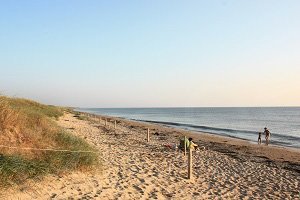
130 165 140 173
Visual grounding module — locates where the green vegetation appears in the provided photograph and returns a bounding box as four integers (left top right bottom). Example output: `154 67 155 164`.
0 96 99 187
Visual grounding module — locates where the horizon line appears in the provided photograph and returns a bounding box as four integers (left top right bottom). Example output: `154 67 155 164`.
76 105 300 109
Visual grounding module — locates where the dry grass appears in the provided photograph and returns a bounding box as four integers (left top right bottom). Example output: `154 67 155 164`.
0 96 60 156
0 97 21 133
0 96 99 187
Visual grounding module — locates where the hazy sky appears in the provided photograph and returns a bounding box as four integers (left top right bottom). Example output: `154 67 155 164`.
0 1 299 107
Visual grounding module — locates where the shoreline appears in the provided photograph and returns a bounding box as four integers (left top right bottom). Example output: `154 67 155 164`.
82 111 300 152
80 111 300 173
81 111 300 171
77 108 300 149
136 119 300 151
5 111 300 199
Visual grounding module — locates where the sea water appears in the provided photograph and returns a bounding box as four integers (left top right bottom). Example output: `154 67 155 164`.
78 107 300 148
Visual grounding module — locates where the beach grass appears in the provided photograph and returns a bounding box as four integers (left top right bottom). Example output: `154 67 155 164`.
0 96 99 187
73 112 89 121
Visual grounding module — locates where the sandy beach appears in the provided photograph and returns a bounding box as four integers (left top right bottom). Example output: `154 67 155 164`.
3 112 300 199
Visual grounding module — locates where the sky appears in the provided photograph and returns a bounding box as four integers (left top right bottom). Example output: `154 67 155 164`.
0 1 300 107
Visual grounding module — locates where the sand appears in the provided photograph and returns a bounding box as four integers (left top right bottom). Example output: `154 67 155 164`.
2 112 300 199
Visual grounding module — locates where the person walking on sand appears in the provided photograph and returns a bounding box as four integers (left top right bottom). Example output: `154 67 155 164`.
264 127 271 145
258 132 262 144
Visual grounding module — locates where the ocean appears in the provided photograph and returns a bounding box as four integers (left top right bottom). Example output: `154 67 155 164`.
77 107 300 148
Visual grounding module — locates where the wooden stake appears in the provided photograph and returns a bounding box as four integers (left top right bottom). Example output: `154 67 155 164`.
114 120 117 129
188 147 192 179
147 128 150 142
105 119 107 126
184 136 187 156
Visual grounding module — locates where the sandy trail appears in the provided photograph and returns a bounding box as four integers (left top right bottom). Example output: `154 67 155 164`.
3 113 300 199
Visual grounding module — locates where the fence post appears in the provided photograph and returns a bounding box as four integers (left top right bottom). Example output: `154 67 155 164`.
114 120 117 129
147 128 150 142
184 136 187 156
188 147 192 179
105 119 107 126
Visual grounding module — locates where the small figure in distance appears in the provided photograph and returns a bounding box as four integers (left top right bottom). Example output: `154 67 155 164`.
258 132 262 145
188 137 198 151
264 127 271 145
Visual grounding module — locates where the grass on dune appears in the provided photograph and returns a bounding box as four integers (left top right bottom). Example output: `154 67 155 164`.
74 112 89 121
0 96 99 187
9 97 63 119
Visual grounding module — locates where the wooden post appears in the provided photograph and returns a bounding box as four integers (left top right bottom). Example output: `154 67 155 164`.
188 147 192 179
105 119 107 126
114 120 117 129
147 128 150 142
184 136 187 156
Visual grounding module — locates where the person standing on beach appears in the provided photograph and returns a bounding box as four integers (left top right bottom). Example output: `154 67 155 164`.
258 132 262 144
179 137 190 150
264 127 271 145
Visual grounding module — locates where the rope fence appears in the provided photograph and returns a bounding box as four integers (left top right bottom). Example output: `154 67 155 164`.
0 112 200 179
0 145 98 153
